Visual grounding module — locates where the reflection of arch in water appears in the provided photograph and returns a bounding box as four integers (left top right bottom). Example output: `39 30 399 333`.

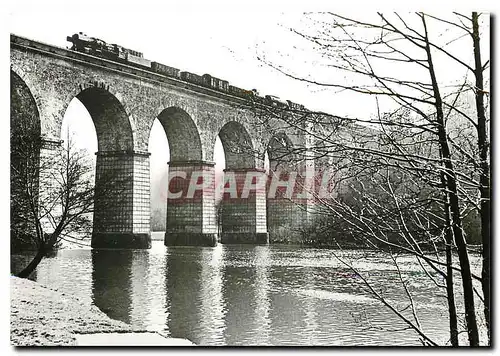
91 250 133 324
129 250 153 329
135 249 168 331
164 247 203 342
198 245 226 345
301 265 319 344
221 246 271 345
252 245 271 345
164 246 226 345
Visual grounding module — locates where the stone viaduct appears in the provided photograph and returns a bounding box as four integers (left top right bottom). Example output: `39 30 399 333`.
10 34 320 249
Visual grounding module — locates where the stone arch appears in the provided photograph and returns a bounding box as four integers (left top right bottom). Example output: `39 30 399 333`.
10 64 43 116
154 107 203 162
10 70 42 251
11 70 41 139
266 131 308 244
71 87 134 152
267 132 297 171
218 121 256 169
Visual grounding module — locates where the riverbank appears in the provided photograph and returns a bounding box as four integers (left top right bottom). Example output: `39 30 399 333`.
10 276 193 346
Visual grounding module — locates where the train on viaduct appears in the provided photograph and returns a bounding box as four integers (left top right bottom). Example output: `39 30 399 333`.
10 33 340 249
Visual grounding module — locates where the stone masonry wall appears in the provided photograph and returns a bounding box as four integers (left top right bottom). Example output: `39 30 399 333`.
221 169 267 237
132 153 150 234
166 162 216 235
93 152 134 234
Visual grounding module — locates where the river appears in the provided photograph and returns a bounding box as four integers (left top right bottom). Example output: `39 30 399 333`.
11 232 482 346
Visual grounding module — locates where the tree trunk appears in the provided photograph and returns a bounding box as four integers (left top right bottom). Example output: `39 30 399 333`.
421 14 479 346
16 246 45 278
438 97 479 348
472 11 490 343
441 171 459 346
445 234 459 346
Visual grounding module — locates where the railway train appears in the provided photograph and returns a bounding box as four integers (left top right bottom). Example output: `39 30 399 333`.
67 33 305 111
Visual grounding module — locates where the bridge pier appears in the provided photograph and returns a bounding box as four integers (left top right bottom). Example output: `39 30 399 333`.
220 168 269 244
91 151 151 249
164 161 217 247
21 138 64 244
266 168 312 243
11 35 321 249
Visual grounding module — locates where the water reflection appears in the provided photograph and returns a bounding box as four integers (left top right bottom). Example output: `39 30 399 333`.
302 265 319 345
164 247 205 343
142 248 168 332
197 245 226 345
14 241 461 346
222 246 271 345
268 262 319 345
91 249 133 323
253 246 271 345
37 249 93 304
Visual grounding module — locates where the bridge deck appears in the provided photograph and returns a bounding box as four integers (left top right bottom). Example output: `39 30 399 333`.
10 34 249 106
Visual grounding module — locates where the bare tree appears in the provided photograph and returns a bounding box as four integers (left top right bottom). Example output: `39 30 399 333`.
245 12 489 346
11 122 98 278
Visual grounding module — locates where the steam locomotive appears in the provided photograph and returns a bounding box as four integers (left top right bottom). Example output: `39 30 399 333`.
66 33 305 110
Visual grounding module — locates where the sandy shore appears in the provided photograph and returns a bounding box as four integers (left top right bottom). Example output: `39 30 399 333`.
10 276 190 346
